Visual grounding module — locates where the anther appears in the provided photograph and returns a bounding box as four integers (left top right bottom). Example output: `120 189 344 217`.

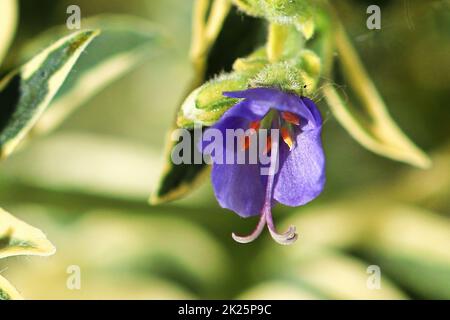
281 112 300 126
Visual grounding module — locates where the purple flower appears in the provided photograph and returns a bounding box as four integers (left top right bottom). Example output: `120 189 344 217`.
201 88 325 245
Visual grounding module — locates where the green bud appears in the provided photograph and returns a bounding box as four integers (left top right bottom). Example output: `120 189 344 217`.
249 60 312 95
232 47 268 75
177 73 248 128
262 0 315 39
232 0 316 39
295 15 315 40
261 0 310 20
196 74 247 110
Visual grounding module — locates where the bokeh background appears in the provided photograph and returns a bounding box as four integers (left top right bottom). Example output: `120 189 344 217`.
0 0 449 299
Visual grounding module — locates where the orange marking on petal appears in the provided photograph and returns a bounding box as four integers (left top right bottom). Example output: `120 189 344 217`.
242 121 260 151
249 120 261 131
263 136 272 155
281 127 294 151
281 112 300 126
242 136 251 151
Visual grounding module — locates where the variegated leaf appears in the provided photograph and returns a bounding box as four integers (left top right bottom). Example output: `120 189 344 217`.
326 26 431 169
0 0 18 66
0 30 99 159
150 128 211 205
20 15 167 135
0 275 22 300
0 207 55 259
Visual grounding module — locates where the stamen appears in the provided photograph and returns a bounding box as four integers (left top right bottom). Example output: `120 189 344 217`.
242 136 250 151
281 127 294 151
233 114 298 246
232 213 267 244
265 202 298 245
267 224 298 245
263 136 272 155
249 120 261 131
242 121 260 151
281 112 300 126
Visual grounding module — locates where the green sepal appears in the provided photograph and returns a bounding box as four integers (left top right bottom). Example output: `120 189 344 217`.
249 49 321 96
232 0 264 17
232 47 269 75
177 73 248 128
232 0 316 39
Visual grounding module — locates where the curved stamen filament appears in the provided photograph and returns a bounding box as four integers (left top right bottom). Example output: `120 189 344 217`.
232 212 267 244
232 114 298 245
266 211 298 245
231 208 298 245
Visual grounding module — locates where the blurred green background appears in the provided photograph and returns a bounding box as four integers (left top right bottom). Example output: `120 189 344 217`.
0 0 449 299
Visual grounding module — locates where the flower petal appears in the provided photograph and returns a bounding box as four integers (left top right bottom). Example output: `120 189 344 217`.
212 163 266 217
224 88 317 127
203 112 267 217
273 126 325 207
218 98 269 122
200 114 247 161
301 97 322 130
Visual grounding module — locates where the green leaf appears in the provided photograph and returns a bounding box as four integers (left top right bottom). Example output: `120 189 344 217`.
0 275 22 300
150 128 210 205
325 25 431 169
20 15 167 136
0 30 99 160
323 86 431 169
0 207 55 259
0 0 18 66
